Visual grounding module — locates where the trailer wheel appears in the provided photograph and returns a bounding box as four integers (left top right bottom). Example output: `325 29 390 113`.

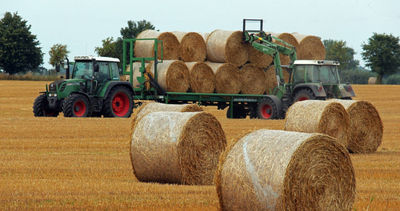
256 98 279 119
226 104 247 119
63 94 90 117
33 94 59 117
103 86 133 118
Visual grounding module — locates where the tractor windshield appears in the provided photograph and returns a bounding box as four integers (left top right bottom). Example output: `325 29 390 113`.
72 61 93 79
293 65 339 84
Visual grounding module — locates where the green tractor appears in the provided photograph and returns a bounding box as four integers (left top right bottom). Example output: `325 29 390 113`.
33 56 134 117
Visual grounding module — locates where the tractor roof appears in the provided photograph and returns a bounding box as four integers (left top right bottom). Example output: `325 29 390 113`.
294 60 340 66
74 56 120 63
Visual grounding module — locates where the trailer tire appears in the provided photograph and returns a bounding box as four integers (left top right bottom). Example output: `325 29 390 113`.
103 86 133 118
256 98 280 119
226 104 247 119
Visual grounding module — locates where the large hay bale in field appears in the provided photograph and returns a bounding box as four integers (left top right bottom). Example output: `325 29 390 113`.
330 99 383 153
264 66 290 94
284 100 350 147
186 62 215 93
172 31 206 62
215 129 355 211
206 30 248 67
147 60 190 92
292 33 325 60
130 111 226 185
240 64 266 94
206 62 241 94
131 102 203 131
368 77 377 84
271 32 299 65
134 30 179 60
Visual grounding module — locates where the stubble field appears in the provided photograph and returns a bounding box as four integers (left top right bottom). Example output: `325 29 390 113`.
0 80 399 210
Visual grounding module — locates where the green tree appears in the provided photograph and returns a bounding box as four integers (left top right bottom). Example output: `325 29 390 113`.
0 12 43 74
362 33 400 84
49 44 69 69
324 39 359 70
95 20 156 65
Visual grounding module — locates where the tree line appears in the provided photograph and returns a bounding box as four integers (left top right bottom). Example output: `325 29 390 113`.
1 12 400 84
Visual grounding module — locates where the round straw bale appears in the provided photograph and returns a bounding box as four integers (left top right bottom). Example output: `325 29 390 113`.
125 62 152 89
206 30 248 67
147 60 190 92
131 111 226 185
240 64 266 94
247 44 273 68
368 77 377 84
186 62 215 93
330 99 383 153
202 32 210 42
284 100 350 147
206 62 241 94
134 30 179 60
292 33 325 60
172 31 206 62
215 129 355 211
264 66 290 94
271 32 299 65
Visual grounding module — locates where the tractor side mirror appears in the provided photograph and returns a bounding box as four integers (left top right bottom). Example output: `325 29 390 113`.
94 64 99 72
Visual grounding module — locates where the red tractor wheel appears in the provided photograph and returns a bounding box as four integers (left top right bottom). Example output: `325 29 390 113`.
63 94 90 117
293 89 316 102
103 86 133 118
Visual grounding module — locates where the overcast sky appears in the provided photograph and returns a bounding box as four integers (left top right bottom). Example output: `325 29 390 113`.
2 0 400 69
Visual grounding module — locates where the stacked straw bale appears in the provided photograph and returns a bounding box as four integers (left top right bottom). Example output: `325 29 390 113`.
186 62 216 93
330 99 383 153
215 129 356 210
206 62 241 94
172 31 206 62
284 100 350 147
206 30 248 67
130 111 226 185
125 63 152 89
130 102 203 130
147 60 190 92
135 30 179 60
264 66 290 94
240 64 266 94
247 44 273 68
271 32 299 65
292 33 325 60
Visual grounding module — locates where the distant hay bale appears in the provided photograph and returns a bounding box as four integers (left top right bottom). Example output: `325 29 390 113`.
172 32 206 62
240 64 266 94
131 102 203 132
147 60 190 92
206 30 248 67
131 111 226 185
134 30 179 60
330 99 383 153
271 32 299 65
125 63 152 89
215 129 356 210
186 62 215 93
368 77 377 84
292 33 325 60
206 62 241 94
247 44 273 68
284 100 350 147
264 66 290 94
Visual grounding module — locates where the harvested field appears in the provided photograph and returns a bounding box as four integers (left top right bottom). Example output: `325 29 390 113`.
0 80 399 210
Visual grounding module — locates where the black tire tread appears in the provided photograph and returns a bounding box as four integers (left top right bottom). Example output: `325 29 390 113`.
33 94 59 117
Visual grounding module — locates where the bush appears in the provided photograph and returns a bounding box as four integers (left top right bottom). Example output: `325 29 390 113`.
384 73 400 84
0 72 60 81
339 69 376 84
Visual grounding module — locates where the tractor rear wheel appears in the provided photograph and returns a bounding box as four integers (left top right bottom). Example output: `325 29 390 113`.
33 94 59 117
103 86 133 118
293 89 316 102
256 98 279 119
63 94 90 117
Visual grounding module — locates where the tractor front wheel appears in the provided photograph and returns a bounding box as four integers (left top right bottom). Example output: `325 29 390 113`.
63 94 90 117
103 86 133 118
33 94 59 117
293 89 316 102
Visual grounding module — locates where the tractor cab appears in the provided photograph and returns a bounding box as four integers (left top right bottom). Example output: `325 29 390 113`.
289 60 355 101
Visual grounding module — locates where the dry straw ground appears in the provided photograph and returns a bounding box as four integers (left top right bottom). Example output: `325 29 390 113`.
0 80 399 210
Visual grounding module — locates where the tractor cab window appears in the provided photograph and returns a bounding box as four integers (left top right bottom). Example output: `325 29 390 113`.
318 66 339 84
110 62 119 80
293 65 306 83
95 62 111 82
72 61 93 79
